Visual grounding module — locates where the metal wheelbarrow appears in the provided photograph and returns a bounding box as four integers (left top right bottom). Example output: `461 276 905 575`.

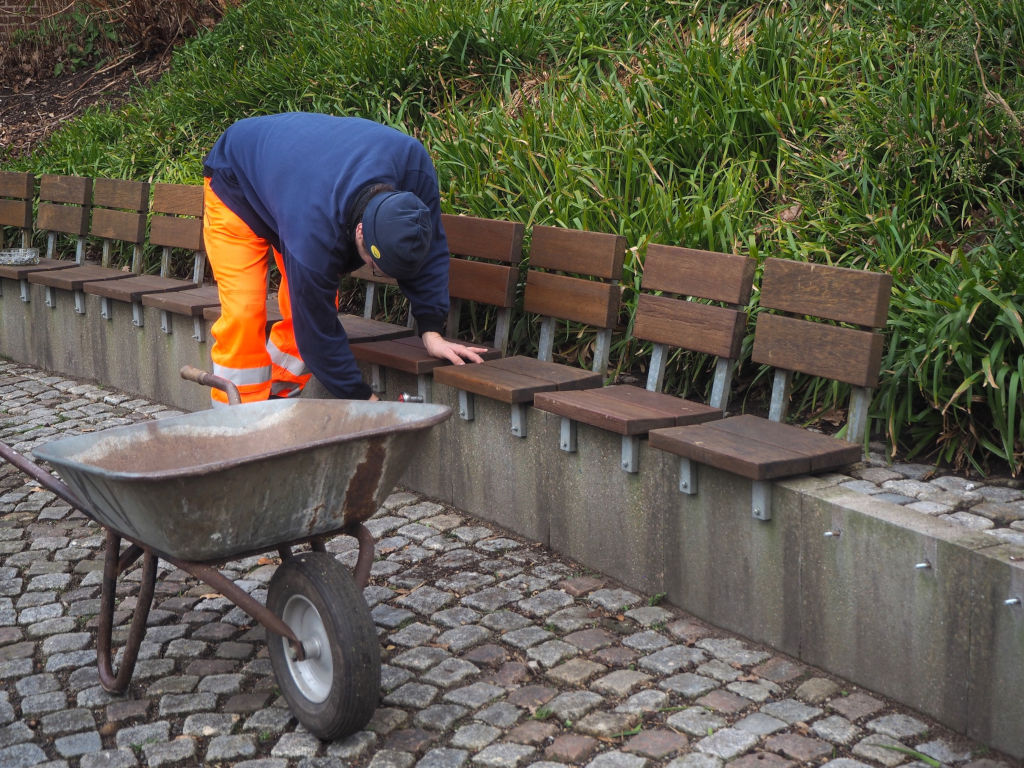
0 367 451 740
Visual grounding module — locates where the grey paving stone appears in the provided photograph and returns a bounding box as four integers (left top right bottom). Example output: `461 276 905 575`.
451 724 502 750
761 698 824 724
518 590 574 617
79 748 139 768
39 707 95 735
437 624 490 652
614 689 670 714
54 730 102 758
503 626 554 650
914 738 974 764
0 742 49 768
545 691 605 721
527 639 579 668
734 712 788 736
472 742 537 767
476 702 523 728
666 707 727 737
660 672 718 698
665 754 723 768
414 703 470 731
418 747 470 768
368 749 418 768
587 589 641 611
813 714 861 744
851 734 909 767
443 682 505 708
383 682 440 708
638 646 706 675
421 657 479 687
207 733 259 761
694 727 759 759
868 713 931 739
695 638 771 666
393 646 452 672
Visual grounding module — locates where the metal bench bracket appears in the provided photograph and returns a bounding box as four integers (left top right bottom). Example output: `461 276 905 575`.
621 435 639 473
100 297 113 320
510 404 527 437
45 286 57 308
678 458 697 495
752 480 772 521
457 390 475 421
370 364 385 395
132 301 145 328
416 375 430 403
20 279 31 303
192 317 205 343
74 289 86 315
160 310 172 334
559 417 577 452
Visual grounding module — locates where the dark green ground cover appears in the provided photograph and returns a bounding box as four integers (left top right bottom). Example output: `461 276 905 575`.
4 0 1023 476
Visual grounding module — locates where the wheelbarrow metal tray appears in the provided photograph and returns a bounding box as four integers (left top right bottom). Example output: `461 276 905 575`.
33 400 451 562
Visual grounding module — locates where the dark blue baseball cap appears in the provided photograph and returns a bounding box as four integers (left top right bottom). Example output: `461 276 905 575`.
362 190 432 280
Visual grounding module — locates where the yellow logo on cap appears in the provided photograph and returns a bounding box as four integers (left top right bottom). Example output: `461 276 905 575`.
371 245 381 260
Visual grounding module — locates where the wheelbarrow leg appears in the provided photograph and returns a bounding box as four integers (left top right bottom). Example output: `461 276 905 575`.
97 530 158 692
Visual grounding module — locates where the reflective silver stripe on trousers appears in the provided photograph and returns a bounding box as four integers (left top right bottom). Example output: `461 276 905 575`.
211 362 272 386
267 339 308 377
270 381 302 397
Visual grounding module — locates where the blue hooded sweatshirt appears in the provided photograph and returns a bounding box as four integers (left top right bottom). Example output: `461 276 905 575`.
203 113 449 399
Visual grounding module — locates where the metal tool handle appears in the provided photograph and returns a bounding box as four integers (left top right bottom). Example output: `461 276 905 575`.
180 365 242 406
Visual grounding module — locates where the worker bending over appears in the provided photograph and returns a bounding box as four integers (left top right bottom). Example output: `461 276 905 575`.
201 112 485 405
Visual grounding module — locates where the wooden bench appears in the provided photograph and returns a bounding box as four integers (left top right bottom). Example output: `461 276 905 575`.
0 170 34 249
534 244 755 472
339 264 416 344
28 176 135 313
434 225 626 436
648 257 893 520
0 173 79 303
351 214 524 400
139 183 219 341
81 179 195 327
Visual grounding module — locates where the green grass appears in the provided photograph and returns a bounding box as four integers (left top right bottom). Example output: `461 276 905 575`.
4 0 1023 475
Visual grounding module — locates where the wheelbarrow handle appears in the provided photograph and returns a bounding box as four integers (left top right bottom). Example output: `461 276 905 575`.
180 365 242 406
0 440 86 511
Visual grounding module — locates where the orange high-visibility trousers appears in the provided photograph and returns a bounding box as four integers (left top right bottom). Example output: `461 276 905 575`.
203 178 312 404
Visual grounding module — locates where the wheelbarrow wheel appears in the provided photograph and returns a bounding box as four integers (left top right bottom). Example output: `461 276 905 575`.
266 551 380 739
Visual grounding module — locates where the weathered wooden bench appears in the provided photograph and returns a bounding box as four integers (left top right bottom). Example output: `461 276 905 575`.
28 175 135 313
434 225 626 436
351 214 525 400
338 264 416 344
534 244 755 472
648 257 893 520
139 183 219 341
81 179 198 327
0 172 79 302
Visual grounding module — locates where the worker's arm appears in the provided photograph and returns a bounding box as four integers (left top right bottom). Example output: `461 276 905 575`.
283 254 374 399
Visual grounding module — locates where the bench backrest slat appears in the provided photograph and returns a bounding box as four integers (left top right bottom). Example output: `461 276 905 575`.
449 259 517 307
442 213 523 263
643 245 756 306
90 179 149 244
149 184 203 250
753 313 885 388
0 172 35 235
524 270 620 327
634 294 746 360
37 175 92 237
527 225 626 279
758 257 892 328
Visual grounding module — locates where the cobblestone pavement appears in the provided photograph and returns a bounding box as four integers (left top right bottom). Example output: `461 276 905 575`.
1 360 1021 768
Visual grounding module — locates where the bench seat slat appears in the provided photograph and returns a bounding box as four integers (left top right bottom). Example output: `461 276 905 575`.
435 355 602 403
649 414 862 480
140 285 221 316
535 384 723 435
339 314 415 344
0 258 76 281
83 275 193 302
27 264 132 291
353 335 502 375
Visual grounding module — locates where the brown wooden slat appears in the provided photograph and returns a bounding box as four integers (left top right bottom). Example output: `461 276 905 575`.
484 356 603 390
527 225 626 280
523 271 620 327
352 335 501 375
27 264 132 291
649 420 812 480
152 183 203 216
90 209 146 244
705 415 862 473
0 171 34 199
37 202 89 236
339 313 414 343
634 294 745 358
0 199 32 230
349 264 398 286
759 257 893 328
534 385 722 435
449 259 516 306
149 217 203 250
643 245 756 305
141 285 221 316
441 215 524 263
0 258 76 281
83 275 193 302
92 178 148 211
434 362 560 403
752 313 885 388
40 175 91 205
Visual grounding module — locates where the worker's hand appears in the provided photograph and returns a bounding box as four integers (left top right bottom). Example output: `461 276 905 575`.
368 393 380 402
422 331 487 365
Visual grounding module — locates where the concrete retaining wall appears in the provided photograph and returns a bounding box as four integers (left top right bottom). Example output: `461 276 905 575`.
2 276 1022 758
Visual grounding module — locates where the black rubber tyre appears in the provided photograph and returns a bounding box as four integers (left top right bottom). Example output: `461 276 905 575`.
266 551 380 739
